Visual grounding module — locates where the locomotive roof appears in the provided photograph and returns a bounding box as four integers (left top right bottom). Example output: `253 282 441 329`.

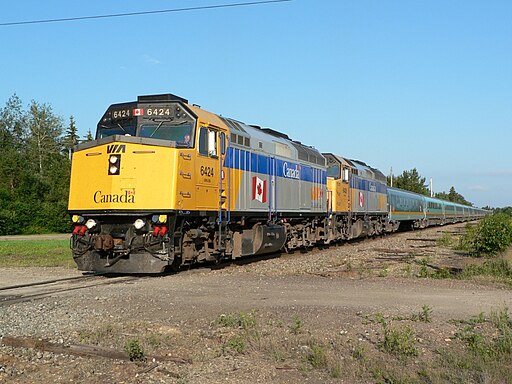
349 159 387 183
217 115 325 166
324 153 387 183
126 94 325 167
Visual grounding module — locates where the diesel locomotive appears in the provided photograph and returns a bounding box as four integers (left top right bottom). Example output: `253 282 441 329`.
68 93 487 273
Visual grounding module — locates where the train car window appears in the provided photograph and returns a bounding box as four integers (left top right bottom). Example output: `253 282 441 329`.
244 137 250 147
230 133 237 144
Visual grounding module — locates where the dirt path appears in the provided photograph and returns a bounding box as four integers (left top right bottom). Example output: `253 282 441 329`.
0 234 70 241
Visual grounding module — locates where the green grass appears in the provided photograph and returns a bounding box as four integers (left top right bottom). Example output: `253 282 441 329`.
0 239 73 267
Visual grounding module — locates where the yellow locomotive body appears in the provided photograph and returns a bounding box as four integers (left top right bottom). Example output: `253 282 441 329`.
68 94 327 273
323 153 395 240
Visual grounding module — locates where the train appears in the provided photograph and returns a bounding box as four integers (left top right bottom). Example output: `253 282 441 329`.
67 93 487 273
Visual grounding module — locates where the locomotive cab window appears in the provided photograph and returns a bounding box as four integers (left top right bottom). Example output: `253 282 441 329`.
97 123 136 139
326 164 340 179
139 122 193 146
198 127 218 157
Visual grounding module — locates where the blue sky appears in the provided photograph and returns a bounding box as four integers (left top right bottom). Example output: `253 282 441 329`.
1 0 511 208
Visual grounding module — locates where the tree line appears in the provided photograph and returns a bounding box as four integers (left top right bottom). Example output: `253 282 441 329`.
388 168 473 206
0 95 92 235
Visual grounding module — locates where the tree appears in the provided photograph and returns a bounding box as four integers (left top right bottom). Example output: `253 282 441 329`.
435 186 472 206
63 115 79 159
388 168 429 195
84 128 94 141
0 95 71 235
0 94 27 195
27 100 64 175
0 93 27 149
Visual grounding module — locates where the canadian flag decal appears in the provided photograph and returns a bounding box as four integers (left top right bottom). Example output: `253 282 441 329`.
252 176 267 203
133 108 144 116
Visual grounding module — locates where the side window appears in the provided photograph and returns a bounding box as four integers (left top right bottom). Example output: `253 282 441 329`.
198 127 208 155
342 168 349 182
208 130 217 157
198 126 221 157
220 132 226 155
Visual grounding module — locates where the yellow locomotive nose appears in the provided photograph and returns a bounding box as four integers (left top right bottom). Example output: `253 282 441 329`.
68 138 178 212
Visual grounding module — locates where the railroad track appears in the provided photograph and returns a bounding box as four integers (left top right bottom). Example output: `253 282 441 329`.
0 274 143 307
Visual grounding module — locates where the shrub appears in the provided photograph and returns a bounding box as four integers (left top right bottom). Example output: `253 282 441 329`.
288 314 303 335
216 310 257 330
461 214 512 256
223 335 247 354
305 344 328 368
124 338 146 362
378 323 418 358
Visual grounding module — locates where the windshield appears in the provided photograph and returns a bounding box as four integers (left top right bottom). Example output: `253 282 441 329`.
326 164 340 178
97 123 136 139
139 122 194 147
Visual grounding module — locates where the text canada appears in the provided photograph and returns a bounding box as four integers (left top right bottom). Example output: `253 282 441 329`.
94 190 135 204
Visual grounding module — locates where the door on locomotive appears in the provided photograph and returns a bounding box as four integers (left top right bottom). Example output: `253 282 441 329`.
195 125 229 216
269 156 277 221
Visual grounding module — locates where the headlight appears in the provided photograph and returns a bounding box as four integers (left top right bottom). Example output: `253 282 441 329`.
108 154 121 175
71 215 84 224
134 219 146 230
85 219 97 229
151 214 167 224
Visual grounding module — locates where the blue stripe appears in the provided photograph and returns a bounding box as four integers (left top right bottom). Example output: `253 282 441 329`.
224 147 326 184
350 176 387 194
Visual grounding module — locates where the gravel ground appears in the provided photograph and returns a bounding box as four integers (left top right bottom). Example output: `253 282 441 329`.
1 223 511 383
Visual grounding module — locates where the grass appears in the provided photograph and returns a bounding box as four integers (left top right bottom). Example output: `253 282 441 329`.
422 228 512 285
0 239 73 268
288 314 303 335
70 307 512 383
461 259 512 286
215 310 257 331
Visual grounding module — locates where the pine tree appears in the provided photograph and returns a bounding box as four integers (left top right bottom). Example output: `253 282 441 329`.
84 128 94 141
63 115 79 159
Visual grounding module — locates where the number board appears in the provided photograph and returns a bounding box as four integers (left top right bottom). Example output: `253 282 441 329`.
108 103 190 121
111 108 132 119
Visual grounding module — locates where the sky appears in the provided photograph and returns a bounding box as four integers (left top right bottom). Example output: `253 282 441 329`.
1 0 511 208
